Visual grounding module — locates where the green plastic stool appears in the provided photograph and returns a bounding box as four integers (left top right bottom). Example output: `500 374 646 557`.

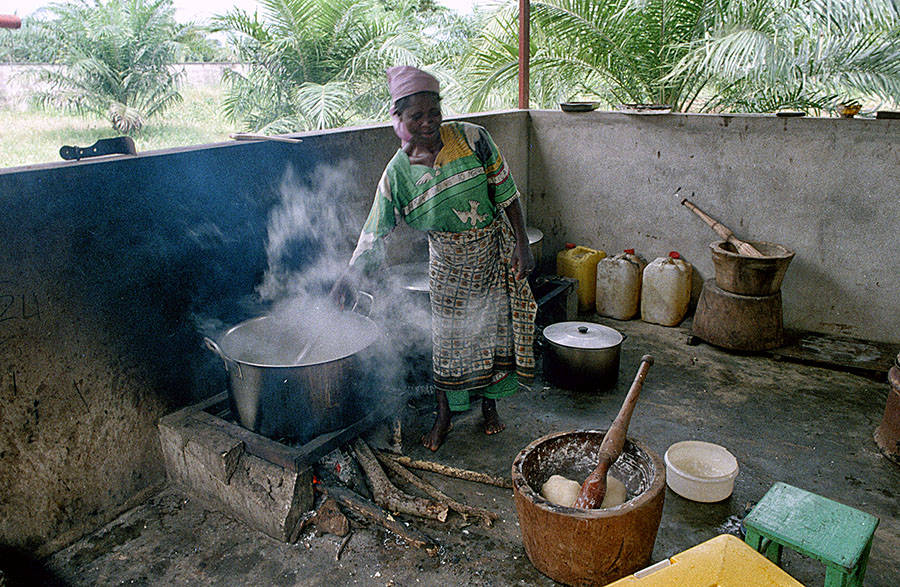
743 482 879 587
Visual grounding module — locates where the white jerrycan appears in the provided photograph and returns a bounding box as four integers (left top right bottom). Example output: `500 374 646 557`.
596 249 645 320
641 251 692 326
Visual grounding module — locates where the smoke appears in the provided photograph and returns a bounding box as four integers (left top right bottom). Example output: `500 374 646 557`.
257 162 434 400
257 163 356 304
191 159 439 442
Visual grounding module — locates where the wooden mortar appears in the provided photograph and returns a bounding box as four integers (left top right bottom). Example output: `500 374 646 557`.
710 240 795 296
512 430 666 586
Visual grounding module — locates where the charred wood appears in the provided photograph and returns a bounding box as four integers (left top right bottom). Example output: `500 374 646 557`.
311 497 349 537
351 439 449 523
335 531 353 561
375 452 499 527
314 484 437 554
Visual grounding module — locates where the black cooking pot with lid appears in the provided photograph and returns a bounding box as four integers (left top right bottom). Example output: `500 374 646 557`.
542 321 624 391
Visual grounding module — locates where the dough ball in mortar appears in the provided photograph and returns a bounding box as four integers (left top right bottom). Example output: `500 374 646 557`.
599 474 627 508
540 474 628 508
541 475 582 507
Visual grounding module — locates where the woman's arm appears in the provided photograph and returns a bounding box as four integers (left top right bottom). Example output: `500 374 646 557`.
504 197 534 280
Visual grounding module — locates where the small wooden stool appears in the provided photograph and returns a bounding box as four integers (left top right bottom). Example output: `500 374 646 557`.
743 482 879 587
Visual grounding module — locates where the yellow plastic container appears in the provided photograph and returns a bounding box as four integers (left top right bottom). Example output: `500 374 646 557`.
606 534 804 586
556 244 606 311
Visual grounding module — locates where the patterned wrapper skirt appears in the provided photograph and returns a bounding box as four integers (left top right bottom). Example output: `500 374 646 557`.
428 214 536 408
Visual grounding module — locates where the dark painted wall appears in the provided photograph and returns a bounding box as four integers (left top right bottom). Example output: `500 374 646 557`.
0 133 380 553
0 111 529 554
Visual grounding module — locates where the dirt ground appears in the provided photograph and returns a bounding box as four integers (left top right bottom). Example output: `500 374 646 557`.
19 318 900 585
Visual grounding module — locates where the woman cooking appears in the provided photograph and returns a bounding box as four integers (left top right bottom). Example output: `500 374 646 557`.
333 65 536 451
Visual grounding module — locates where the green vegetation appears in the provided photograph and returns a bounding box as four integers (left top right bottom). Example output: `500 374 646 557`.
30 0 216 133
672 0 900 113
467 0 900 112
0 10 65 63
0 87 232 169
2 0 899 170
213 0 478 132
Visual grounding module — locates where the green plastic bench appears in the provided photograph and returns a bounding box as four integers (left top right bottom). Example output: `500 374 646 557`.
743 482 879 587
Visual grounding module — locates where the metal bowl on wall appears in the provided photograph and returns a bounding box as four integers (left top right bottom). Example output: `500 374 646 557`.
383 262 433 376
387 261 430 295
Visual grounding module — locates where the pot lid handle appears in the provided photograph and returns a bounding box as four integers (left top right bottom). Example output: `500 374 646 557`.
543 321 624 349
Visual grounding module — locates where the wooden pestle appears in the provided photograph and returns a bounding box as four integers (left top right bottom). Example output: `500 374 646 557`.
573 355 654 509
681 198 765 258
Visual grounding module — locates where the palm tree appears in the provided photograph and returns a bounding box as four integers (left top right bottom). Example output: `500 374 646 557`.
0 11 65 63
465 0 715 111
669 0 900 113
464 0 900 113
215 0 476 133
34 0 211 133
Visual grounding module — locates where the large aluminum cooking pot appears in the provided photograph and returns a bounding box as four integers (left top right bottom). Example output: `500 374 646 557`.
204 293 380 443
542 321 624 391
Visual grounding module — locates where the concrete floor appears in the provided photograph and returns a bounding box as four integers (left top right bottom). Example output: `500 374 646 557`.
28 318 900 585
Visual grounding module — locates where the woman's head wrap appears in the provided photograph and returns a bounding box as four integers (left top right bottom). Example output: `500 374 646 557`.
386 66 440 143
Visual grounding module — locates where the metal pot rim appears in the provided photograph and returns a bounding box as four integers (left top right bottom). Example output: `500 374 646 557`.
216 313 380 368
542 321 623 350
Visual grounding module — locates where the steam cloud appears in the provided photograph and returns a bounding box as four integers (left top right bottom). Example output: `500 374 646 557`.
258 163 433 393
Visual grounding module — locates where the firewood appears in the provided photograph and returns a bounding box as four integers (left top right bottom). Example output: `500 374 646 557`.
288 509 317 544
311 497 350 537
379 452 513 489
375 451 499 527
335 531 353 561
390 416 403 454
315 484 438 554
351 439 449 523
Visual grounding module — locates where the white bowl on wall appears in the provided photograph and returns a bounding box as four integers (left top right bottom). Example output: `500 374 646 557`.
664 440 739 502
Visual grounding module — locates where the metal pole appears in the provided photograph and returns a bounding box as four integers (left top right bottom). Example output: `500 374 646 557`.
518 0 530 109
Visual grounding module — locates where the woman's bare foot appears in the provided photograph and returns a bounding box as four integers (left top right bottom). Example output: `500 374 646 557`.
482 398 505 435
422 389 451 451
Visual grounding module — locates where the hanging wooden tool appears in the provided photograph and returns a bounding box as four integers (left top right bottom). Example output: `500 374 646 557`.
573 355 653 509
59 137 137 161
681 197 765 257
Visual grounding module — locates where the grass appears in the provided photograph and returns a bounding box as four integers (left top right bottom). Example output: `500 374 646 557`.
0 87 235 170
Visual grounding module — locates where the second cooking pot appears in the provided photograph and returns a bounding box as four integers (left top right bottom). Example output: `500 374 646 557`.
526 226 543 267
542 321 624 391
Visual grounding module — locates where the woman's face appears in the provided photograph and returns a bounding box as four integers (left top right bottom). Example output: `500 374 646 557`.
399 93 442 145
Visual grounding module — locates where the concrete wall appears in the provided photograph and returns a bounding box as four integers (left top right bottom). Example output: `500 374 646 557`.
0 112 526 554
526 111 900 343
1 106 894 556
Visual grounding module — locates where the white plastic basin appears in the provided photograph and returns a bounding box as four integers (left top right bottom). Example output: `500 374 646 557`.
664 440 739 502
